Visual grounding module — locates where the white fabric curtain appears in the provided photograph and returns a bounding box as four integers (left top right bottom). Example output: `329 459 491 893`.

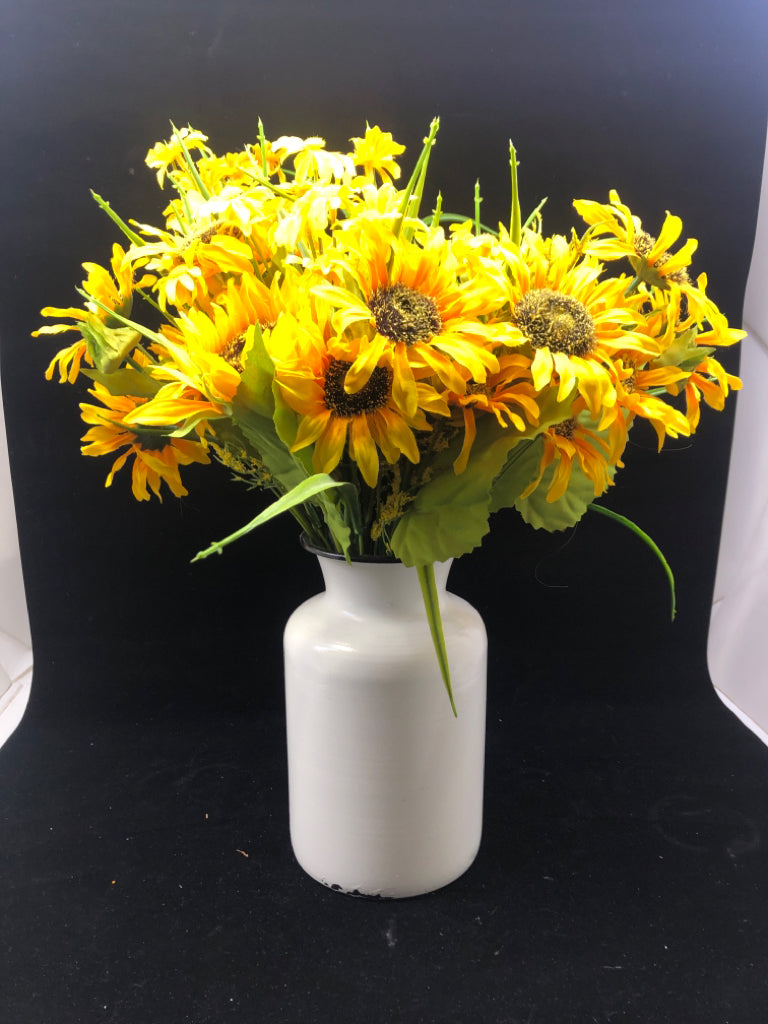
0 378 33 748
708 124 768 745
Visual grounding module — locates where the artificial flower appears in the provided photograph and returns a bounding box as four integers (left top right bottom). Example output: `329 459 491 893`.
79 382 210 501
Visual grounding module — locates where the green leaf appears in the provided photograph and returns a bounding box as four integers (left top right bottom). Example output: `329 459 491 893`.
230 400 306 493
653 327 714 373
391 420 515 566
589 503 676 621
391 387 575 565
81 367 160 399
514 457 600 532
511 404 623 531
235 323 276 419
192 474 353 561
80 318 142 374
438 212 498 236
489 437 544 513
417 564 457 717
391 117 439 246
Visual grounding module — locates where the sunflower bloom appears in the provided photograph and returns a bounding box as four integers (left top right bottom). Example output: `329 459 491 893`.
495 230 654 418
522 399 628 503
450 353 541 473
80 383 210 501
36 244 152 382
155 272 284 402
314 222 505 416
272 311 447 487
574 190 698 285
609 360 692 450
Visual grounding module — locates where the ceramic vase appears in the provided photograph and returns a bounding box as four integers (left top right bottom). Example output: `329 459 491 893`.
283 544 487 898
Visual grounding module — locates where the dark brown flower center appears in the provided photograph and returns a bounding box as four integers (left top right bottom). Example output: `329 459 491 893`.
197 221 246 245
635 230 692 287
553 418 576 440
324 358 393 417
221 334 247 373
368 283 442 346
513 288 594 357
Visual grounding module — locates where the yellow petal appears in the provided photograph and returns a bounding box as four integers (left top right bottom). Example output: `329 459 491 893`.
348 417 379 486
312 415 348 474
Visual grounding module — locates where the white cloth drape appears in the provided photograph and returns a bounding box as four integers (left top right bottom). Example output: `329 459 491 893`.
0 378 33 749
708 125 768 745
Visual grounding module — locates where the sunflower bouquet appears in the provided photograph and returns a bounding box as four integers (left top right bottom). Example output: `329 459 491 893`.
35 118 743 706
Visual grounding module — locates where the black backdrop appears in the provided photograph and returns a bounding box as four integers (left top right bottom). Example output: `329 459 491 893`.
2 2 768 1022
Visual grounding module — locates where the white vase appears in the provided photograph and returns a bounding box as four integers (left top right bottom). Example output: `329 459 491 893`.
283 546 487 898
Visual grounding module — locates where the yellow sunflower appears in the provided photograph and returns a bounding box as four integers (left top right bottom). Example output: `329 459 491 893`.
522 397 629 504
573 191 748 347
574 190 699 285
449 353 541 473
313 221 505 417
271 308 448 487
36 244 152 382
495 229 656 418
137 272 284 423
610 359 692 450
80 383 210 501
128 207 268 315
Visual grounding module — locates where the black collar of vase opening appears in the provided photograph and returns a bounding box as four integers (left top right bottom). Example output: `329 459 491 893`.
299 533 401 564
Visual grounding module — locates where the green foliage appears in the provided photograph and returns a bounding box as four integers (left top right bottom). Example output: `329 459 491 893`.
192 474 354 562
653 327 714 373
230 338 356 558
515 458 599 532
391 421 516 566
81 367 160 399
589 502 676 620
80 319 142 375
417 564 456 717
488 437 544 514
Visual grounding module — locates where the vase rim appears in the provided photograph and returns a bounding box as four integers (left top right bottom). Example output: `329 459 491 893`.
300 533 401 565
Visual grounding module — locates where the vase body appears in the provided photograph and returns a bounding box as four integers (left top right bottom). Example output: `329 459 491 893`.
283 553 487 898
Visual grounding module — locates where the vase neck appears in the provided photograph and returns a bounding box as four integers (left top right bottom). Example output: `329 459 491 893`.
316 557 452 614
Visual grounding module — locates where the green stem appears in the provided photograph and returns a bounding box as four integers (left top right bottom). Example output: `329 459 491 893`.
258 117 268 176
170 121 211 200
77 289 167 347
588 503 676 621
135 287 166 317
522 196 548 231
438 212 498 236
391 117 440 247
509 141 521 246
90 192 145 247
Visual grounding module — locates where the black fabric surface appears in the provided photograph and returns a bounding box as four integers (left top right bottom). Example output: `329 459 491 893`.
2 1 768 1021
4 518 768 1024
